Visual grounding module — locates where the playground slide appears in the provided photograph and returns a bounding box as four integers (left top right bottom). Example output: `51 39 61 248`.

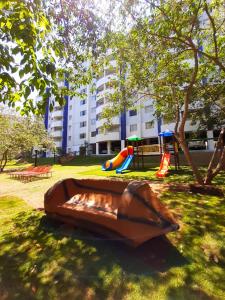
156 152 171 178
116 155 134 174
102 146 133 171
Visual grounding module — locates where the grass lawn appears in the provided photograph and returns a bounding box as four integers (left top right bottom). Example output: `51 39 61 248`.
0 157 225 299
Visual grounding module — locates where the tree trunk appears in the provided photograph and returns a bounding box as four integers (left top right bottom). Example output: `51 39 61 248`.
0 150 8 172
178 136 204 185
174 45 204 185
204 128 225 184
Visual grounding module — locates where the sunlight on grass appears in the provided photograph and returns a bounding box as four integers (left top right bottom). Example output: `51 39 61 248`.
78 164 225 189
4 157 225 189
0 194 225 299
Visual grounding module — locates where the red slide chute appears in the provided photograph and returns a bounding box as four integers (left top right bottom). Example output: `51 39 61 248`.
156 153 171 178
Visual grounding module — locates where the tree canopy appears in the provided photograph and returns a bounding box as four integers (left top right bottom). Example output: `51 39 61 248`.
0 109 55 171
0 0 101 114
97 0 225 184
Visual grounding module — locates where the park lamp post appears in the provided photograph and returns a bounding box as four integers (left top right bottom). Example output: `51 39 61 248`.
33 145 46 166
33 146 39 167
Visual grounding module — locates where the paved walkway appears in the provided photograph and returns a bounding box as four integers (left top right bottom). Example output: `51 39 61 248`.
0 166 97 209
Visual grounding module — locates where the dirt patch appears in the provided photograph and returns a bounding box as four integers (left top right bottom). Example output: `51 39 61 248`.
149 182 224 197
189 184 224 197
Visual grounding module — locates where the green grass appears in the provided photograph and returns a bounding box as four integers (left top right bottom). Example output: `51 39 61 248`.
0 192 225 299
1 157 225 299
4 156 225 187
79 164 225 187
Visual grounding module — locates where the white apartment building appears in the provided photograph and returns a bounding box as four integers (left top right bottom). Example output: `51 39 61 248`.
45 57 218 156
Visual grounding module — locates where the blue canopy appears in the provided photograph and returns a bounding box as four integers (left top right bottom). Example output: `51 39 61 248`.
159 130 174 137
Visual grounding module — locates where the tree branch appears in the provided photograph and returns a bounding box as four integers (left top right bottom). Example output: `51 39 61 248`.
179 40 199 134
204 0 219 59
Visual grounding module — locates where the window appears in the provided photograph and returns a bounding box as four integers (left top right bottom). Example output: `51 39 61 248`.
80 99 86 105
54 116 63 121
91 107 96 113
81 88 87 94
91 131 96 137
80 133 86 139
96 127 104 134
96 98 104 107
80 121 86 128
68 136 71 141
97 84 104 94
145 121 154 129
80 110 86 116
53 126 62 131
69 115 72 120
54 137 62 141
106 125 119 133
69 125 71 131
69 105 72 110
54 106 62 111
96 113 101 120
130 124 137 132
91 119 96 125
129 109 137 117
145 105 153 113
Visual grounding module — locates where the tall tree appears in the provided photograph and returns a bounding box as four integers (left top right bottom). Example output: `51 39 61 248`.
99 0 225 184
0 109 55 171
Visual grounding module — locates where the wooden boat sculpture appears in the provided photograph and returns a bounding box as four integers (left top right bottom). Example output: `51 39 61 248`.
44 178 179 247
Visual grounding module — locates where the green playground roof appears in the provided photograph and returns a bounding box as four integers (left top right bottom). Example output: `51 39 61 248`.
126 135 143 141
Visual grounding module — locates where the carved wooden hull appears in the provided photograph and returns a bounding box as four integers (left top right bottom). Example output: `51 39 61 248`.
44 179 179 247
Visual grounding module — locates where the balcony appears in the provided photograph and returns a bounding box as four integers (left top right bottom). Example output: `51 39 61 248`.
51 120 63 127
141 123 157 137
52 109 63 118
96 89 105 100
96 103 105 115
96 77 106 89
90 135 97 144
54 140 62 148
96 131 120 142
96 97 104 108
51 130 62 138
96 116 120 128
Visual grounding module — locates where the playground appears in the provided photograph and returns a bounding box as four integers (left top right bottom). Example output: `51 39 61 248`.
101 132 180 177
0 155 225 299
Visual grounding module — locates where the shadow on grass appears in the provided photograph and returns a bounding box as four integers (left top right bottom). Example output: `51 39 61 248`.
40 216 188 273
1 191 225 299
0 210 187 300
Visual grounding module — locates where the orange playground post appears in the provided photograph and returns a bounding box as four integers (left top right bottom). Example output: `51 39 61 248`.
156 152 171 178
